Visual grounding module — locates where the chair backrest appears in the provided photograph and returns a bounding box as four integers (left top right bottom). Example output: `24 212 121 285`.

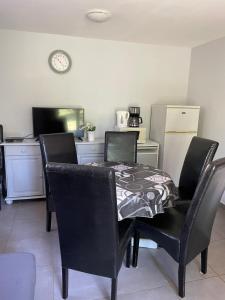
179 136 218 199
104 131 138 163
39 132 77 166
46 162 119 278
39 132 78 202
180 157 225 265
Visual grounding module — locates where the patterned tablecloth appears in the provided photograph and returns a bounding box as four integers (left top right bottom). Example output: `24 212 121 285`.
90 162 178 221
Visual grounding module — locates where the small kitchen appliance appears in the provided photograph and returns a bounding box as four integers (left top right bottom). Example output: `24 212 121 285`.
118 127 146 143
128 106 143 127
116 111 129 128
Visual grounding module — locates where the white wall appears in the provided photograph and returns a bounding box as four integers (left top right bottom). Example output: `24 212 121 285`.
188 36 225 159
0 29 191 138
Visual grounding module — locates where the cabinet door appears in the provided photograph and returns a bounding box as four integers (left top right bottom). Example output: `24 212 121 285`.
6 156 44 197
137 151 158 168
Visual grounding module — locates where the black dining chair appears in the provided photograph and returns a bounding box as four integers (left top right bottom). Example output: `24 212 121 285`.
0 125 4 210
46 163 134 300
133 157 225 298
104 131 139 163
178 136 218 200
174 136 218 214
39 132 78 232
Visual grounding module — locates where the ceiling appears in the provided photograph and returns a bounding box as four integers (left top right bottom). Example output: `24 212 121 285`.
1 0 225 47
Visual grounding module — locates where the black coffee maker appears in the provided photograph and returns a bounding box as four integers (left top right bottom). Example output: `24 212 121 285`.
128 106 143 127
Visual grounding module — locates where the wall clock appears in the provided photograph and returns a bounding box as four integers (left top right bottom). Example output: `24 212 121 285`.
48 50 72 74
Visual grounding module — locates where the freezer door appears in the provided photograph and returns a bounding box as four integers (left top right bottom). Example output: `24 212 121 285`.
165 107 200 132
163 132 197 185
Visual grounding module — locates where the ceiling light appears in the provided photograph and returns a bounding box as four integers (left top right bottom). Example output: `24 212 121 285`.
86 9 111 23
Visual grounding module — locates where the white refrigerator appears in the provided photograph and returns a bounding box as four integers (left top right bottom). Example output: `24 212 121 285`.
150 105 200 185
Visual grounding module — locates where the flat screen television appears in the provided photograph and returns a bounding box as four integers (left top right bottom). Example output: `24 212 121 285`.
32 107 84 138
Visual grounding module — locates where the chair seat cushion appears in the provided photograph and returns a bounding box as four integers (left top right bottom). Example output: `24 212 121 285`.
0 252 36 300
136 208 186 261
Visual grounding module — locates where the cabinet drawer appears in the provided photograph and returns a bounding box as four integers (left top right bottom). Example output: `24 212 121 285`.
137 145 158 152
76 143 104 155
5 145 41 156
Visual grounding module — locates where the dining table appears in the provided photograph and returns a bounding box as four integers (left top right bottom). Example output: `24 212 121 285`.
90 161 178 221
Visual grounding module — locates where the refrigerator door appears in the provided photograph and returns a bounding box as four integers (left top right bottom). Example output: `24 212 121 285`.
163 132 197 185
165 107 200 132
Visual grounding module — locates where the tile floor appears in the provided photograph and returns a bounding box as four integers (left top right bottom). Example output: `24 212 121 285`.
1 200 225 299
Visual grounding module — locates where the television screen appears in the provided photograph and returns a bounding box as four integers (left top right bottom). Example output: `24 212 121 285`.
32 107 84 138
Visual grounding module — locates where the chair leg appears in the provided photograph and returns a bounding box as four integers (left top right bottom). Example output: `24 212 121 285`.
178 264 186 298
46 211 52 232
111 278 117 300
201 248 208 274
126 240 131 268
132 231 140 267
62 267 68 299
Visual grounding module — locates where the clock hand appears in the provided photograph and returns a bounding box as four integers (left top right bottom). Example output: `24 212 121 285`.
57 57 67 67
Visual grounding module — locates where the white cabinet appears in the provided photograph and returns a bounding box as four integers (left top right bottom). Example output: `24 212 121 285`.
4 143 45 204
76 141 104 164
2 139 159 204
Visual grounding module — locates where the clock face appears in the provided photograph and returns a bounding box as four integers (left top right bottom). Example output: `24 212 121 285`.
48 50 72 74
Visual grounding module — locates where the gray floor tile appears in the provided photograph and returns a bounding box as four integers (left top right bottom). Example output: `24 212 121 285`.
35 266 54 300
0 238 7 252
1 201 225 300
0 221 13 240
6 235 53 267
185 277 225 300
53 252 169 300
151 248 217 286
9 219 48 241
213 205 225 231
54 268 110 300
210 227 225 242
220 275 225 283
118 254 168 294
0 202 17 220
14 200 46 222
97 285 179 300
208 239 225 275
